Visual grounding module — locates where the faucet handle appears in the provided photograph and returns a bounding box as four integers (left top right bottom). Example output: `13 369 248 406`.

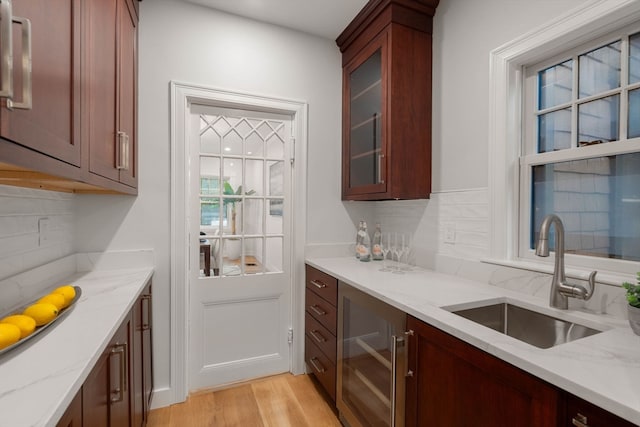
558 271 597 301
584 270 597 300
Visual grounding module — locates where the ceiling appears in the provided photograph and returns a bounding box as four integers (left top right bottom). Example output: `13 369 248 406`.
182 0 369 39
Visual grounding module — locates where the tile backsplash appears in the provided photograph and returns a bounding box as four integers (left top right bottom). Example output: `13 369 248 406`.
308 187 630 320
0 185 75 281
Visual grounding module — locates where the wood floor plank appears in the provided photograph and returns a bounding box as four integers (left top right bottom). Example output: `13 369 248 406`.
212 383 265 427
147 374 340 427
286 375 342 427
184 391 217 427
252 375 308 427
146 405 171 427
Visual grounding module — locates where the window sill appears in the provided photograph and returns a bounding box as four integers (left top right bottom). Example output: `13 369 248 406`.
481 258 634 288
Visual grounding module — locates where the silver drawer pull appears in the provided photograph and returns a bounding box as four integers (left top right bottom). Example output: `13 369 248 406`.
309 329 326 343
309 357 326 373
310 279 326 289
0 0 13 100
309 305 326 316
572 413 588 427
6 15 31 110
110 343 128 403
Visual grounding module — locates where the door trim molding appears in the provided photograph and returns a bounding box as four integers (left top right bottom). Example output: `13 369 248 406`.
169 81 308 403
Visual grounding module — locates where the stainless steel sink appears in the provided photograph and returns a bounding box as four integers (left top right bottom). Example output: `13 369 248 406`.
450 303 602 349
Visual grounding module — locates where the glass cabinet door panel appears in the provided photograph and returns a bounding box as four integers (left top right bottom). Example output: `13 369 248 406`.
349 49 383 189
341 296 393 426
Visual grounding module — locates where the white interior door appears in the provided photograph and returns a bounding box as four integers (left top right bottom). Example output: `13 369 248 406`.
188 104 293 391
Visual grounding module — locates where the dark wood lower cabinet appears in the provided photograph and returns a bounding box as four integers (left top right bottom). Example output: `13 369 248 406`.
58 281 152 427
406 315 637 427
132 282 153 427
406 316 560 426
56 389 82 427
83 313 132 427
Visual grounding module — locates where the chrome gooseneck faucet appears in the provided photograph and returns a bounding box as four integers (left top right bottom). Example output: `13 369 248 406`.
535 214 597 309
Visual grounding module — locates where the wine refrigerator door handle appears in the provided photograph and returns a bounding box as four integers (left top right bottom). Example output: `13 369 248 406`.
391 335 402 427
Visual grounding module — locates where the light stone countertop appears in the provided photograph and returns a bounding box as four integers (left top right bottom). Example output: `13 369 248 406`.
0 266 154 427
306 256 640 425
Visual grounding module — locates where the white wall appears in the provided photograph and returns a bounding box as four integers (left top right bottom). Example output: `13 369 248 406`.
431 0 584 191
74 0 355 406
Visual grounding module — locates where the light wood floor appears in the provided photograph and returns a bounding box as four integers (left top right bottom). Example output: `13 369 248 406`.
147 374 342 427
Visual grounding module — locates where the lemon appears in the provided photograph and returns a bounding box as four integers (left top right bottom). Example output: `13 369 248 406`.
0 323 21 350
0 314 36 339
23 303 59 326
37 293 66 310
52 285 76 308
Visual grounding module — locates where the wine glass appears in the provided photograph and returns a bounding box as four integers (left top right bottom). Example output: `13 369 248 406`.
391 233 405 274
379 233 392 272
400 234 412 272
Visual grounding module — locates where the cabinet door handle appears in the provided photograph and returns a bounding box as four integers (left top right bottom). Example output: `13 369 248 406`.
117 131 127 170
110 342 128 403
0 0 13 99
6 16 31 110
572 413 588 427
405 329 414 377
309 305 326 316
309 329 326 343
124 132 130 170
141 294 151 330
377 154 385 184
310 279 326 289
309 357 326 373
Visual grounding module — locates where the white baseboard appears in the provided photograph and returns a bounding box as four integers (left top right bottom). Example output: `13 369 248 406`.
149 386 184 410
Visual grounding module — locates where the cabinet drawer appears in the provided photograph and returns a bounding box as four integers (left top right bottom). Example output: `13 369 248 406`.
306 265 338 306
306 287 337 333
305 312 337 365
305 336 336 401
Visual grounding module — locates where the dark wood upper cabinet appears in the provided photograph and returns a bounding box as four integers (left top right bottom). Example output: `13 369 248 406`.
337 0 438 200
117 0 138 188
0 0 138 194
0 0 82 167
84 0 138 189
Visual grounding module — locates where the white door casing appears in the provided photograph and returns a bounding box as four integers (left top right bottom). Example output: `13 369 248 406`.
170 82 308 403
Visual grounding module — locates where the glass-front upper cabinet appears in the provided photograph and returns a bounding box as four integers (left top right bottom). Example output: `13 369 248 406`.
342 33 388 198
337 0 435 201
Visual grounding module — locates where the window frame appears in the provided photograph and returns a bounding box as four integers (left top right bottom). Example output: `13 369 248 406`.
519 24 640 267
487 0 640 282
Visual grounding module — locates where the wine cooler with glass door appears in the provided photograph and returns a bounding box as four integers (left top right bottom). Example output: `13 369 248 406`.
337 281 408 427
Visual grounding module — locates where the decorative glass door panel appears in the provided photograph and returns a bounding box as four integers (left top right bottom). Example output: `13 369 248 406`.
198 111 287 277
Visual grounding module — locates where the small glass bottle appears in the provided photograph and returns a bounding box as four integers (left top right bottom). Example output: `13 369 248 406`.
359 222 371 262
355 220 363 259
372 223 383 261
